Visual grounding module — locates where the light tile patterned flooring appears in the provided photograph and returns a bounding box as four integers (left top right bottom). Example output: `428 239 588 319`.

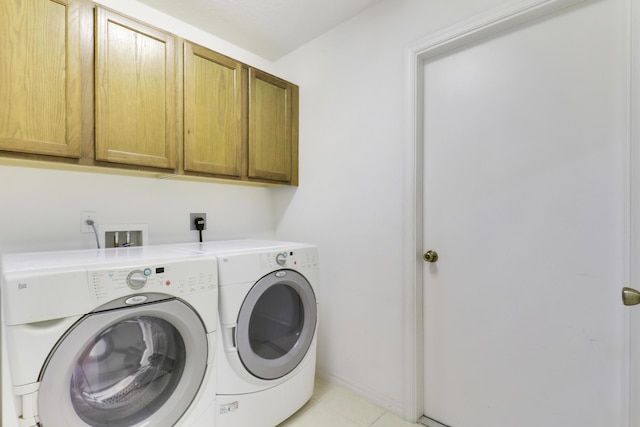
278 377 423 427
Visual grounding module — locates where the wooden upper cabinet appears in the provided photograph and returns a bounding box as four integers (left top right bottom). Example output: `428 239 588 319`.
184 43 244 177
0 3 299 185
0 0 82 158
94 8 177 169
249 69 298 185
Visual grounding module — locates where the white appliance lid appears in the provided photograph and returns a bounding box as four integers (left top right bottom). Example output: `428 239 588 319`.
1 245 212 273
171 239 313 255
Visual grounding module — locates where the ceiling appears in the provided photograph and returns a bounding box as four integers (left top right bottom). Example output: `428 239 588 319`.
136 0 383 60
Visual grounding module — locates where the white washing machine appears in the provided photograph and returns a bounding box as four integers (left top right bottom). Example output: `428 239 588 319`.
0 246 219 427
175 240 319 427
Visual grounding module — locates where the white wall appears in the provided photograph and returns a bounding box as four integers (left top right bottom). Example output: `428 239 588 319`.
0 165 277 254
272 0 516 414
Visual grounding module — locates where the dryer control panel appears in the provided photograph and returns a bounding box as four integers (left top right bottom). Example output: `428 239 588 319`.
259 248 319 271
88 257 217 303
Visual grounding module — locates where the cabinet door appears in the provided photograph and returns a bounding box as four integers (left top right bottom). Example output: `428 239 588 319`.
95 8 176 169
248 69 298 184
184 43 243 177
0 0 81 158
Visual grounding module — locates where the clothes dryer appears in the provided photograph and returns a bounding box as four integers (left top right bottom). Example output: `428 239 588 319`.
0 246 218 427
175 240 319 427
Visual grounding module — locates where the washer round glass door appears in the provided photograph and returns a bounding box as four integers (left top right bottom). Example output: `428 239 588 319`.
236 269 317 380
37 298 208 427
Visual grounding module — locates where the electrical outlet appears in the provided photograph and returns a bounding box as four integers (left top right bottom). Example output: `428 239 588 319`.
190 213 206 230
81 211 97 233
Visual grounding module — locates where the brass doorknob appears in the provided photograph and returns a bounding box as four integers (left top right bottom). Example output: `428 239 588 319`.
423 250 439 263
623 287 640 306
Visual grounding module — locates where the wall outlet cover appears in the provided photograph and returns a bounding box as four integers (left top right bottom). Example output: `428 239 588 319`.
190 213 207 230
81 211 97 233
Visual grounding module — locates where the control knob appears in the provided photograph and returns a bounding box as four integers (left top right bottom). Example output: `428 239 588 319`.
127 270 148 290
276 252 288 266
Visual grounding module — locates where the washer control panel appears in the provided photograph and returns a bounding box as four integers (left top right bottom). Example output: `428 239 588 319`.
88 257 217 302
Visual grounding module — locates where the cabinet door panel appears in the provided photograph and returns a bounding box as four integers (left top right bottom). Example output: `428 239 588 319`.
0 0 81 158
95 8 176 169
184 43 243 177
249 69 297 184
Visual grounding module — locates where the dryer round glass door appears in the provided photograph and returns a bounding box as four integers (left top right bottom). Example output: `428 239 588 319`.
37 298 208 427
236 269 317 380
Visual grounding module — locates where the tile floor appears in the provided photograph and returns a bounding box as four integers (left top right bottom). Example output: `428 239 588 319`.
278 377 423 427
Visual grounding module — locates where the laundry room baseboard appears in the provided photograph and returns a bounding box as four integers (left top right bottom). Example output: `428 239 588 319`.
315 370 404 418
418 415 450 427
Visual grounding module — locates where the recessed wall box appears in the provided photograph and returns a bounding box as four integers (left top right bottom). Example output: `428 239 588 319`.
98 224 149 248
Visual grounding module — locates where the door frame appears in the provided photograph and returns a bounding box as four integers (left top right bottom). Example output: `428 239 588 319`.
400 0 604 422
630 0 640 424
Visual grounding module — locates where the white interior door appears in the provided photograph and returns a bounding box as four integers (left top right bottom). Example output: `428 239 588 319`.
421 1 628 426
